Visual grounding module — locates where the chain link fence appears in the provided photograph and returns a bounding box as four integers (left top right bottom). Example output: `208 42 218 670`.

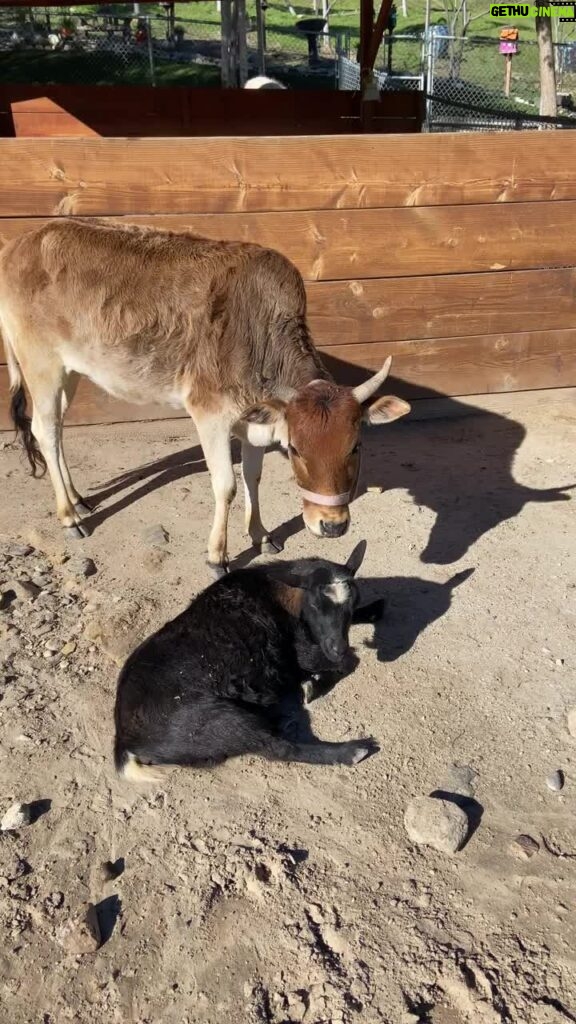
0 4 346 87
426 34 576 130
2 5 576 128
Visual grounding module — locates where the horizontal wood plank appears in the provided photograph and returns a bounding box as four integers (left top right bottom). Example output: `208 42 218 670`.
307 267 576 343
1 267 575 352
2 328 575 428
1 133 576 216
2 206 576 280
320 329 576 397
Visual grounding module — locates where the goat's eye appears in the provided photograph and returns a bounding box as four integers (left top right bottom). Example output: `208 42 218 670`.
288 443 300 458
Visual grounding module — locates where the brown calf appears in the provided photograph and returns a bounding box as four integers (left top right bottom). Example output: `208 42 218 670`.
0 219 410 569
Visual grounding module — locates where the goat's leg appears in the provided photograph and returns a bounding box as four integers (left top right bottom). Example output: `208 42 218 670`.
25 362 88 538
58 370 93 516
188 407 236 573
120 701 378 773
241 441 281 555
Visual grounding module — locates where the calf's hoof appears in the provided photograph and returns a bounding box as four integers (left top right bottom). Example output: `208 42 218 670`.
260 535 283 555
207 560 228 580
75 499 94 516
64 523 90 541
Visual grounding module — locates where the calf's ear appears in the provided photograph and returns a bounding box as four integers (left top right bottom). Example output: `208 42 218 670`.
238 400 288 447
364 395 411 425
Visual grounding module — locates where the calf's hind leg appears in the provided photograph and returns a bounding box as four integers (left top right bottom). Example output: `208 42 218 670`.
59 370 93 516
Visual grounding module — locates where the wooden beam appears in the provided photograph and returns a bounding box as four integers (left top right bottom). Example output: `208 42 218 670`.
3 202 576 281
367 0 394 71
0 133 574 216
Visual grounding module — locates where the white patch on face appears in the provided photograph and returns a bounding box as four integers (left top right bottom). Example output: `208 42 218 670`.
323 581 349 605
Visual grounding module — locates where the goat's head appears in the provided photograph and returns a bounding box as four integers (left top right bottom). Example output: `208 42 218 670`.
240 357 410 538
297 540 366 664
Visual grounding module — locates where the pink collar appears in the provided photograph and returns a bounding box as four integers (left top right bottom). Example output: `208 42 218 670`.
299 488 350 507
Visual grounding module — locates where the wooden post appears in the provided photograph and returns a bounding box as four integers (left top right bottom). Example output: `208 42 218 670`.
238 0 248 86
504 51 512 97
220 0 233 87
255 0 265 73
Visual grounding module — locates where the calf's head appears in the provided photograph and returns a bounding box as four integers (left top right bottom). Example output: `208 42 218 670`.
240 357 410 539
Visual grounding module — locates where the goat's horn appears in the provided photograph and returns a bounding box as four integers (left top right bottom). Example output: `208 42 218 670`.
352 356 392 404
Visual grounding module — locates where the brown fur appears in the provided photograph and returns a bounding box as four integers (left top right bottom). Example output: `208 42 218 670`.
0 218 409 563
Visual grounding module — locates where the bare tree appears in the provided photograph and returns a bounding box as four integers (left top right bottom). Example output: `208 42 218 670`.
442 0 490 77
536 12 557 116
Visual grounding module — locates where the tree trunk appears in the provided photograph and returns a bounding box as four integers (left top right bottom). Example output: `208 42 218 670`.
536 13 557 117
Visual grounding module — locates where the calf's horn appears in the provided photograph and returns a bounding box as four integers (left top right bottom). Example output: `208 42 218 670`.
352 356 392 404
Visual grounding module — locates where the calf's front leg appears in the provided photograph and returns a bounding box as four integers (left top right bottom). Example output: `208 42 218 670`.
188 406 236 574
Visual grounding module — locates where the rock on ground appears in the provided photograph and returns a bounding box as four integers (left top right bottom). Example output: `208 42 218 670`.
404 796 469 854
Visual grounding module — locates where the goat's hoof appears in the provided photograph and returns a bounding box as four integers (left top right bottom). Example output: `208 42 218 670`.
260 536 283 555
74 499 94 516
64 523 89 541
302 680 315 705
344 737 380 765
207 560 228 580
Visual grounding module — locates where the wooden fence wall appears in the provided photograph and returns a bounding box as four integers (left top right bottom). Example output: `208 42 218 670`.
1 131 576 428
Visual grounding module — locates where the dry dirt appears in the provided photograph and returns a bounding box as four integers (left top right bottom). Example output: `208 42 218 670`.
0 400 575 1024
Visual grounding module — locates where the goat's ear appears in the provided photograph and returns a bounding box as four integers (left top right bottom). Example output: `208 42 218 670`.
363 395 411 425
345 540 367 576
238 400 288 447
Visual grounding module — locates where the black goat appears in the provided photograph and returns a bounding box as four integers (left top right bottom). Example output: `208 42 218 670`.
114 542 384 781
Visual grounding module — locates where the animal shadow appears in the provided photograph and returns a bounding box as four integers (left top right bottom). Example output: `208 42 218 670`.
356 568 474 663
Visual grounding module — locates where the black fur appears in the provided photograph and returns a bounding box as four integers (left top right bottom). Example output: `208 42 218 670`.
10 385 46 477
114 547 381 773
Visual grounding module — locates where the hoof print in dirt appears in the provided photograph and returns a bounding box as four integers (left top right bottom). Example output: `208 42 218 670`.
509 834 540 860
101 858 125 882
404 796 469 854
57 903 102 955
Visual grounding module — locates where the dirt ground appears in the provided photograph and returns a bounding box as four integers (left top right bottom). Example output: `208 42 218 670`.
0 399 575 1024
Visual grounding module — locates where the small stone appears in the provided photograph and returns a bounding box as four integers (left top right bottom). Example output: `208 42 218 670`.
45 638 62 653
60 641 77 657
546 770 564 792
509 834 540 860
367 485 383 494
57 903 101 954
6 544 34 558
1 802 32 832
567 708 576 738
143 524 169 547
404 796 469 854
555 658 565 668
31 574 53 590
7 580 40 602
68 556 97 579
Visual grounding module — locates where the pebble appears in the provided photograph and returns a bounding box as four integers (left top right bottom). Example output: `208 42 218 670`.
45 638 62 653
367 485 383 494
57 903 101 954
509 834 540 860
68 556 97 579
7 544 34 558
567 707 576 738
61 641 77 657
143 524 169 547
404 796 469 854
1 802 32 832
546 770 564 792
7 580 40 602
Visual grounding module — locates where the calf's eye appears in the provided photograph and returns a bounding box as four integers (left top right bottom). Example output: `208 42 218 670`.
288 443 300 458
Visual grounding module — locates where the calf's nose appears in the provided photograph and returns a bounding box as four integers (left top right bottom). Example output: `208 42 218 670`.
320 519 348 538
